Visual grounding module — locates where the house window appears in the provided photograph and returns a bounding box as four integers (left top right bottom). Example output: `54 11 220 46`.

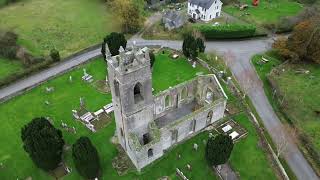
210 15 212 19
134 82 143 104
148 149 153 158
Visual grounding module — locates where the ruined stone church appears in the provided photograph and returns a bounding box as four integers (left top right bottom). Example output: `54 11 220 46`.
105 44 227 171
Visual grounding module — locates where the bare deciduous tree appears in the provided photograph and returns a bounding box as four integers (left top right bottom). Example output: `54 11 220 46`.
273 124 298 157
240 70 256 99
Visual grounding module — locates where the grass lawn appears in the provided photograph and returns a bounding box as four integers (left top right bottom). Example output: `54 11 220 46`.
224 0 303 26
0 0 120 57
230 113 277 179
0 58 24 81
152 52 209 93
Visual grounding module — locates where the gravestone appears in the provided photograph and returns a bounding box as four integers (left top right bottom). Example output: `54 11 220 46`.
227 77 232 84
45 100 50 105
80 97 85 107
186 164 192 171
192 62 196 68
193 143 198 151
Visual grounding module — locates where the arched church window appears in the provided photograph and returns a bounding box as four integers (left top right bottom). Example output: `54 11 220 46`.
181 87 188 100
148 148 153 158
189 119 196 133
114 80 120 97
134 82 143 104
205 88 213 102
165 95 171 108
207 111 213 125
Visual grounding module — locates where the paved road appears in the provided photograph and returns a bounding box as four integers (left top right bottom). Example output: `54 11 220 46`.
0 37 318 179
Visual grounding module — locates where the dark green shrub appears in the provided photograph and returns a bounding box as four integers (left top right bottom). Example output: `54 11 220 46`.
0 31 19 59
72 137 101 179
149 51 155 67
182 33 205 59
194 24 256 39
50 49 60 62
101 32 127 57
0 46 18 59
21 117 65 171
205 134 233 167
0 31 18 46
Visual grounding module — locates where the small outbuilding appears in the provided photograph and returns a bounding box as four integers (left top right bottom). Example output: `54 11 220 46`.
162 10 186 30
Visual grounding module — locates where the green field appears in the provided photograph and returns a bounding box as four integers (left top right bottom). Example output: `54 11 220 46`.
230 113 277 179
0 58 24 81
0 0 120 57
224 0 303 26
270 64 320 150
252 54 320 173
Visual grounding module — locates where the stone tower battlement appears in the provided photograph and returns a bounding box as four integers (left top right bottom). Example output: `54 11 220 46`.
106 44 151 75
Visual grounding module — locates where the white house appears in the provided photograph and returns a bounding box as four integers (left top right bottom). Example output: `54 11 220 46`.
188 0 223 22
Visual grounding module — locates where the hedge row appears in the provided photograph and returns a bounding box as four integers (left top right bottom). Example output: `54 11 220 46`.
194 24 257 39
0 60 53 88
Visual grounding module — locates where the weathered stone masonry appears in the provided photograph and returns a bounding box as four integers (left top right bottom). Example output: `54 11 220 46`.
106 44 227 171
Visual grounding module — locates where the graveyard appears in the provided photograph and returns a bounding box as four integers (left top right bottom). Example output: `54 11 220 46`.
0 50 277 179
252 54 320 172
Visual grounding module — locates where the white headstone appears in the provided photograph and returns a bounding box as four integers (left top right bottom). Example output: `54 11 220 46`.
192 62 196 68
193 143 198 151
80 97 85 106
83 68 87 76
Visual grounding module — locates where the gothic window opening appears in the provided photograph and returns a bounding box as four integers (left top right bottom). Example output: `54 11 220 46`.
120 128 124 137
134 82 143 104
114 80 120 97
148 149 153 158
189 119 196 133
205 88 213 103
171 129 178 143
142 133 151 145
181 87 187 100
165 95 171 108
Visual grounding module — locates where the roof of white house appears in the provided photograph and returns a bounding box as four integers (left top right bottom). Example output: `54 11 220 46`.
189 0 216 9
